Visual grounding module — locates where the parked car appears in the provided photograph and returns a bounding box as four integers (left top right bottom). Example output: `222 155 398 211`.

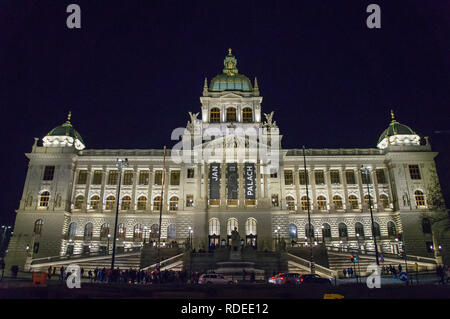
299 274 333 285
277 273 302 285
198 273 236 285
268 273 285 284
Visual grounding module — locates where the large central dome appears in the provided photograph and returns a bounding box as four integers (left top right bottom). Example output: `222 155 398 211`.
209 49 253 92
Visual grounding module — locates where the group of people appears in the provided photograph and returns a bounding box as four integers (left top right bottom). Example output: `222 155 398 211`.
436 265 450 285
342 267 355 278
48 265 194 285
381 264 403 276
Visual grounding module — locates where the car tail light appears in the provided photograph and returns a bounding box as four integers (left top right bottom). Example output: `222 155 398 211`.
300 278 303 282
279 277 284 280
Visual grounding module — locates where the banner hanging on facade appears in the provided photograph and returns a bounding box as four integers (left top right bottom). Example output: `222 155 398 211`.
245 163 256 200
227 163 238 199
209 163 220 200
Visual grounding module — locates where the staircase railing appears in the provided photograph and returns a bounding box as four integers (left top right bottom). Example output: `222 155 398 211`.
141 253 184 271
287 253 337 278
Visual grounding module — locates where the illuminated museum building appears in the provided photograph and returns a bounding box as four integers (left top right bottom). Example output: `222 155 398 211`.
5 50 444 270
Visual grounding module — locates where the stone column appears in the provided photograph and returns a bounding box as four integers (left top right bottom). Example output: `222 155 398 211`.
341 166 349 212
147 166 153 213
309 167 317 212
263 164 268 200
279 165 286 211
204 162 209 206
384 166 394 210
84 166 92 209
356 168 365 212
371 167 380 211
325 167 333 212
131 165 138 211
196 163 201 201
163 168 169 214
100 166 107 212
294 165 301 213
238 163 244 208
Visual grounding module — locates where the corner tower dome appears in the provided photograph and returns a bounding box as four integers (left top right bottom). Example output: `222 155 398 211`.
209 48 253 92
42 111 86 150
377 110 420 149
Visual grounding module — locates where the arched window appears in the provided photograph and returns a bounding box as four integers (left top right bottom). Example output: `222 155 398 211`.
40 191 50 207
34 219 44 235
289 224 297 239
68 222 77 237
100 223 110 238
167 224 176 239
242 107 253 123
286 196 296 211
84 223 93 240
227 218 238 235
133 224 143 239
349 195 359 210
333 195 343 210
372 222 381 238
90 195 100 209
210 107 220 123
387 221 397 237
322 223 332 239
245 218 257 235
150 224 159 238
364 195 373 209
226 107 236 122
355 222 365 238
153 196 162 211
301 196 310 211
317 196 327 210
209 218 220 236
121 196 131 210
338 223 348 238
305 223 315 238
137 196 147 210
74 195 84 209
415 190 425 207
379 194 389 210
105 196 115 210
117 223 126 239
169 196 179 211
422 218 432 234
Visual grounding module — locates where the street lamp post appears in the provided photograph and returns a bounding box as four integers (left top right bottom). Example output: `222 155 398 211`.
361 165 380 266
107 234 111 255
111 158 128 271
157 146 167 271
303 146 315 274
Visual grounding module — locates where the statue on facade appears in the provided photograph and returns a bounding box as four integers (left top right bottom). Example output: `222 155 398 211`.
231 227 240 251
263 111 277 128
187 112 199 133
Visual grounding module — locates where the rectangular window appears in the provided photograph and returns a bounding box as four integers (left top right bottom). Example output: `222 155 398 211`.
138 171 149 185
361 171 371 184
330 170 340 184
345 171 356 185
154 170 163 185
170 170 180 185
92 170 103 185
123 171 133 185
187 168 195 179
77 170 88 184
186 194 194 207
315 170 325 185
284 170 293 185
107 170 118 185
409 165 421 180
270 170 278 178
299 171 308 185
376 169 386 184
43 166 55 181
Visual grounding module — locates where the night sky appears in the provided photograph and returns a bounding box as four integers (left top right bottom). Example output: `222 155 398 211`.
0 1 449 226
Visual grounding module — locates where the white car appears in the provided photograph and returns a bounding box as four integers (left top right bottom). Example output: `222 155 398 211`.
198 273 236 285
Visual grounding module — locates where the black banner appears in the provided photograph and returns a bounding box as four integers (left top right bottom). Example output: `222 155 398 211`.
209 163 220 200
245 163 256 199
227 163 238 200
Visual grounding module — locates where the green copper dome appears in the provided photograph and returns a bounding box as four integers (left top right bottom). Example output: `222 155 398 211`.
209 49 253 92
377 111 416 145
47 122 85 145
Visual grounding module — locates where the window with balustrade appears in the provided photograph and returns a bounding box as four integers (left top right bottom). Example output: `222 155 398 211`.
317 196 327 210
242 107 253 123
92 170 103 185
286 196 296 211
154 170 163 185
138 171 149 185
210 108 220 123
299 170 309 185
226 108 236 122
315 170 325 184
301 196 310 211
105 196 115 210
376 169 386 184
123 171 133 185
107 170 118 185
74 195 84 209
169 196 179 211
330 170 340 184
379 194 389 210
137 196 147 210
409 165 421 180
121 196 131 210
345 171 356 184
333 195 343 209
349 195 359 209
153 196 161 211
170 171 180 185
415 190 425 207
284 170 293 185
90 195 100 209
